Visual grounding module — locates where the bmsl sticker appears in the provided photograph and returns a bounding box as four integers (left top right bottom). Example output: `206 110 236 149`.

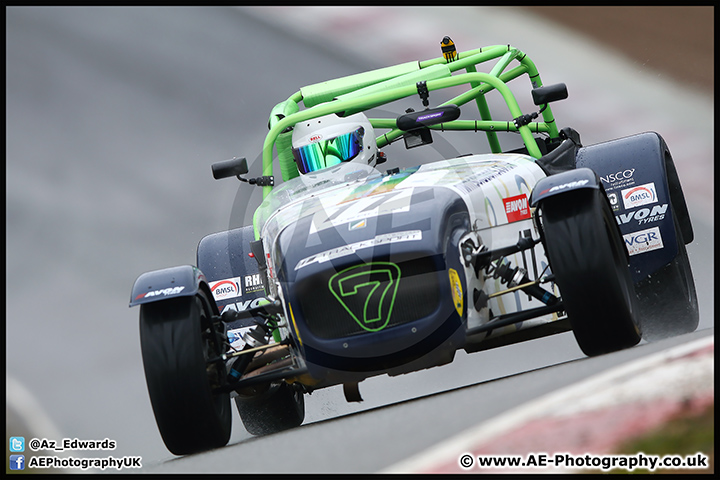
621 182 657 209
209 277 243 301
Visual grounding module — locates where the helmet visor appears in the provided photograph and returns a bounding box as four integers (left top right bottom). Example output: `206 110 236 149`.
292 127 364 174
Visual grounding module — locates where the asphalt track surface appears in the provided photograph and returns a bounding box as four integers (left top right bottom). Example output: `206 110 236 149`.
6 6 713 473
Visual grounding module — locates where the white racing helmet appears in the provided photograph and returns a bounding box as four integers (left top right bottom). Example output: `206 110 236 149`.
291 112 377 175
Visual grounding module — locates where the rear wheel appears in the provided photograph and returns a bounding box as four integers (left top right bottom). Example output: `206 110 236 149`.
634 211 699 341
540 189 641 356
235 381 305 436
140 290 231 455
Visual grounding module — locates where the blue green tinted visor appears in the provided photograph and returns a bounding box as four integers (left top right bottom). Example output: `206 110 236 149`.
292 127 364 174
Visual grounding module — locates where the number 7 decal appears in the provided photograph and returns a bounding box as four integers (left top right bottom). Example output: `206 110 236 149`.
329 262 401 332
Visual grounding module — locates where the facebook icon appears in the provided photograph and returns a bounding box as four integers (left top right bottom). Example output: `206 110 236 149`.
9 454 25 470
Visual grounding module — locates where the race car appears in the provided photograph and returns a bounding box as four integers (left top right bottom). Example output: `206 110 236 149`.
130 38 698 455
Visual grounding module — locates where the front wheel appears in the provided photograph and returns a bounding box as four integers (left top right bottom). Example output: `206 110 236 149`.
540 189 641 356
634 210 699 341
235 381 305 436
140 291 231 455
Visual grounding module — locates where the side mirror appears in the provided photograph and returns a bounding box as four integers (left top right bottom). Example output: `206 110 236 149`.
396 105 461 131
403 128 434 149
531 83 568 106
212 157 248 180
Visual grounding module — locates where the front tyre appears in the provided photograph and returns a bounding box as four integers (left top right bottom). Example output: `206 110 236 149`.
634 210 699 341
540 189 641 356
140 291 231 455
235 382 305 436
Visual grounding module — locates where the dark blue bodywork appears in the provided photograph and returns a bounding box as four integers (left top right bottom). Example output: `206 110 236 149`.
576 132 691 283
274 186 470 383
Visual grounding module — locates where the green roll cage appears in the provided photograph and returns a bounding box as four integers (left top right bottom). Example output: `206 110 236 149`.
253 43 564 237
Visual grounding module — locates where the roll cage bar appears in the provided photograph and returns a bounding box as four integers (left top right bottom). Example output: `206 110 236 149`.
260 43 565 198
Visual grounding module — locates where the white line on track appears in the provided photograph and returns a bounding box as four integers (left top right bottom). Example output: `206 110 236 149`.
381 334 714 473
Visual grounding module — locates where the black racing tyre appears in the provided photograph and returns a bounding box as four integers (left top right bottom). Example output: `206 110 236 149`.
140 291 231 455
634 210 699 341
235 382 305 436
540 189 641 356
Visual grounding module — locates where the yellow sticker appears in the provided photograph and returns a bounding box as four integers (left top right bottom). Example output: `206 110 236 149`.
288 303 302 346
448 268 463 317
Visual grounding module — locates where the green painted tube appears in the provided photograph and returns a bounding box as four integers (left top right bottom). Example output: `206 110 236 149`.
266 71 542 170
267 97 300 130
418 48 482 68
335 64 452 116
428 120 550 133
465 64 501 153
263 83 422 186
515 54 560 139
276 131 297 182
300 61 420 108
254 48 559 235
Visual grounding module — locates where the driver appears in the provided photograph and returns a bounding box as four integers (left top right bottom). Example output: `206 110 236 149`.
291 112 377 174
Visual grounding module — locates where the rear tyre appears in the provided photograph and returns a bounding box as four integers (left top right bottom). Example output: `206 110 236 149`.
540 189 641 356
634 211 699 341
140 291 231 455
235 382 305 436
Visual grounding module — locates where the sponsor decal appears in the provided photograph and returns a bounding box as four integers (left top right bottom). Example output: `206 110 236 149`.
244 273 264 294
266 252 274 279
311 188 412 235
456 162 514 194
621 182 657 209
208 277 242 301
134 286 185 301
341 178 412 205
607 191 620 211
600 168 635 188
309 134 322 143
502 194 531 223
417 111 444 122
349 218 367 230
539 179 589 196
616 203 668 226
623 226 664 256
328 262 401 332
220 297 266 314
448 268 463 317
226 326 254 349
295 230 422 270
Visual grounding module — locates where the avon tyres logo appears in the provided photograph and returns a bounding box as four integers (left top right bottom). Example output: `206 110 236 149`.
539 179 589 196
328 262 401 332
615 203 668 226
134 286 185 301
502 194 531 223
